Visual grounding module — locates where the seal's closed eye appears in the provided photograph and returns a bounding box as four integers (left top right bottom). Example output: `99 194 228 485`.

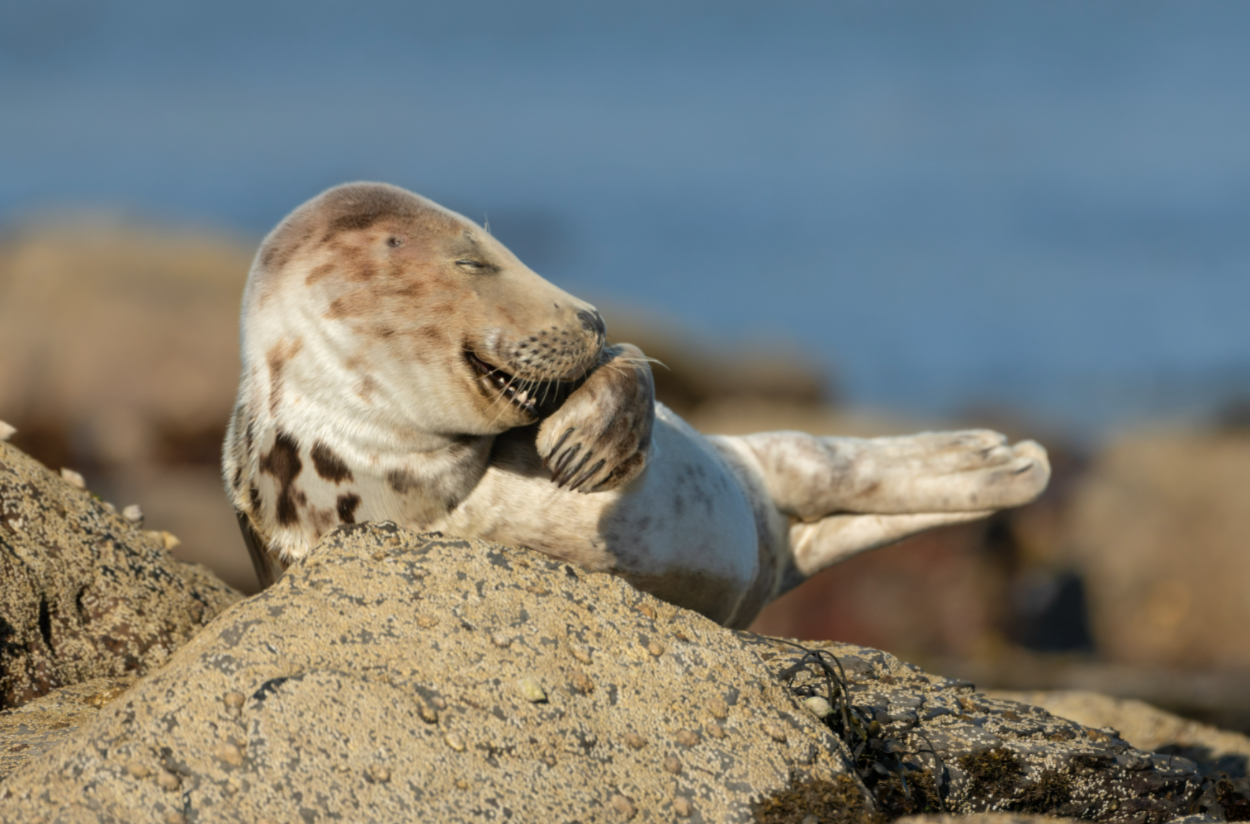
456 259 496 273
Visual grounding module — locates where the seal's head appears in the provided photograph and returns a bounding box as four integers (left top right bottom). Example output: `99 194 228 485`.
244 182 607 436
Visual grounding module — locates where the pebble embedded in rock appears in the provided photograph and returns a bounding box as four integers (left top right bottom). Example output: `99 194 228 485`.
213 743 244 766
610 794 636 819
569 643 593 664
646 640 665 657
125 761 150 779
491 633 512 648
444 732 466 751
60 467 86 489
763 723 787 743
223 691 245 709
708 698 728 719
145 530 181 550
673 796 693 818
157 770 180 791
624 732 648 750
663 756 682 774
366 764 391 783
803 696 832 719
707 723 726 740
518 677 547 703
673 729 699 747
121 504 144 525
571 669 594 695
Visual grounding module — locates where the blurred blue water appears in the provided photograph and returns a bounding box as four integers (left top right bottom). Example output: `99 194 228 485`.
3 0 1248 435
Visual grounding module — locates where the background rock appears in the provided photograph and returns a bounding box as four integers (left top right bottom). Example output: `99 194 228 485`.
1056 429 1250 672
0 439 241 708
0 525 1209 823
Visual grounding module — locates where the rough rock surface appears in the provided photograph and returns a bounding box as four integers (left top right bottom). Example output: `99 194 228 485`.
1 524 1211 823
994 691 1250 778
996 690 1250 821
1 526 854 823
0 675 135 782
0 440 242 708
764 638 1204 822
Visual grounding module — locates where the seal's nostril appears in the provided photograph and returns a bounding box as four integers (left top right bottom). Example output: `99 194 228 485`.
577 309 606 339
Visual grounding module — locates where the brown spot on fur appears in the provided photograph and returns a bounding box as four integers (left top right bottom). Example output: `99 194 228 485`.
386 469 420 494
356 376 378 402
311 441 353 484
328 211 393 236
259 226 311 274
305 261 336 286
348 262 378 282
260 431 303 527
336 493 361 523
325 291 377 320
413 325 445 345
308 505 336 534
266 338 304 416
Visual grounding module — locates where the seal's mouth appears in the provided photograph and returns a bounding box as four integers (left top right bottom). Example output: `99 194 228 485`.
465 350 564 418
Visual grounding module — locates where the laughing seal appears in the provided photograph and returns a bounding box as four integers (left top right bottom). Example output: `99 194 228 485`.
223 182 1049 628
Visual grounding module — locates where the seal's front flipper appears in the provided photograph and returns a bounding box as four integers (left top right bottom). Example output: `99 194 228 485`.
537 343 655 492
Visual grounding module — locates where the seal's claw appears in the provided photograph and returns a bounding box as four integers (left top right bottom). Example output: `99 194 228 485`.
537 343 655 493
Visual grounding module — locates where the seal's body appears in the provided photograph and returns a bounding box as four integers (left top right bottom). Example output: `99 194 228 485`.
224 183 1050 627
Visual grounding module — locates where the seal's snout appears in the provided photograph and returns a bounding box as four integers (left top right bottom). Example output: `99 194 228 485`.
578 309 606 342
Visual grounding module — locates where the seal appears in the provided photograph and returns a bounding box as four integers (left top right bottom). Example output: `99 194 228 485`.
223 182 1050 628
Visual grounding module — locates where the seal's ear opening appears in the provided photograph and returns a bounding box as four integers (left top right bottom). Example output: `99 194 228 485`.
236 510 287 590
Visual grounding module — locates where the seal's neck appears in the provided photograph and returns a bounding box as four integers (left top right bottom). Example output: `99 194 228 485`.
227 311 495 563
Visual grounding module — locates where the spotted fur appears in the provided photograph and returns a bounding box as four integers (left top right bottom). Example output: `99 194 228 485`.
223 182 1050 627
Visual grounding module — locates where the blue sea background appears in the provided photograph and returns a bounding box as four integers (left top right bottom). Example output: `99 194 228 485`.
4 0 1248 437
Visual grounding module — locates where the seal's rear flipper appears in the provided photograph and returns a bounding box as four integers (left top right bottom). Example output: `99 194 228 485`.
235 509 287 590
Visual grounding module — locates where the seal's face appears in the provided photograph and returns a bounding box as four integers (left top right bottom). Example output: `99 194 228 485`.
246 183 607 435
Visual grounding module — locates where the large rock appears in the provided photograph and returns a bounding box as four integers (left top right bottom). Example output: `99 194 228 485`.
0 220 249 469
1060 429 1250 671
0 439 242 708
0 524 1210 823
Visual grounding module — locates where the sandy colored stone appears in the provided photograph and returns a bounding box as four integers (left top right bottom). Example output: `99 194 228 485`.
0 526 852 822
0 441 242 708
0 525 1217 822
